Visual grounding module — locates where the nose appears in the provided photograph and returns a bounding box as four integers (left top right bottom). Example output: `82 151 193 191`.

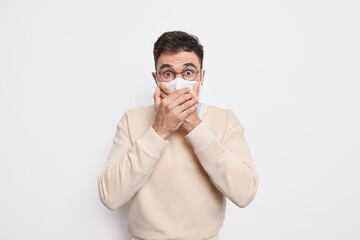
174 72 183 79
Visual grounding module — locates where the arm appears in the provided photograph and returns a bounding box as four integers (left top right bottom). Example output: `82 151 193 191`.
184 110 259 208
97 112 169 210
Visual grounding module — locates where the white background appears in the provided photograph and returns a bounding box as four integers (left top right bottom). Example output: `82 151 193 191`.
1 0 359 239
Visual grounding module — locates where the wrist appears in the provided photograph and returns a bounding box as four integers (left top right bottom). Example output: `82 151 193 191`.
182 118 202 135
152 124 171 140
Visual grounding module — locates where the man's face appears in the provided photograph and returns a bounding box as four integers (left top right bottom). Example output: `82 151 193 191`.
152 50 205 85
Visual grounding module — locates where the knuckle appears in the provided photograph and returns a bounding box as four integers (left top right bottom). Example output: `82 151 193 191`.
165 104 172 111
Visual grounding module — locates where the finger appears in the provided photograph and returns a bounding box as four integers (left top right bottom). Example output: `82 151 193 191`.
160 90 167 99
193 81 200 98
153 86 161 108
177 97 198 113
179 104 197 119
160 86 169 97
159 82 175 95
165 87 191 102
171 93 197 113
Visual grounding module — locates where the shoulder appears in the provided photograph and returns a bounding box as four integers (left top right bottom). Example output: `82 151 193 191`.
119 105 156 129
202 103 244 132
124 104 155 116
202 102 236 119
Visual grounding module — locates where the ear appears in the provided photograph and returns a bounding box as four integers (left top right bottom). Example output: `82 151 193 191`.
152 72 157 85
201 69 206 86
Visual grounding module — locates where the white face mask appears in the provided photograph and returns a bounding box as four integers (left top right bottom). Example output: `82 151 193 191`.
161 78 196 93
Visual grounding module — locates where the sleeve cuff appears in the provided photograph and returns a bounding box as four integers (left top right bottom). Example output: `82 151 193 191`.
184 121 215 153
137 126 170 158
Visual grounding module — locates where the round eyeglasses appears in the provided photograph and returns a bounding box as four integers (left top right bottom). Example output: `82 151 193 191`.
156 66 200 82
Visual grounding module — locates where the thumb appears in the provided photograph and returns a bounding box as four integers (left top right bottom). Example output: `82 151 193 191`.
154 86 161 108
193 81 200 98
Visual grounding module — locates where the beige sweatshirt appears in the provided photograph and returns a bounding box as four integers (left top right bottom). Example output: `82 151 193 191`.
97 103 259 240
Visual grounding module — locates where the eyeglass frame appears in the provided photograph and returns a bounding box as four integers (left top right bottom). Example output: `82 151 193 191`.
155 66 202 82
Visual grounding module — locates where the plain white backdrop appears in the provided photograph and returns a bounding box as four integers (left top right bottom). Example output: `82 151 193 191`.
1 0 359 239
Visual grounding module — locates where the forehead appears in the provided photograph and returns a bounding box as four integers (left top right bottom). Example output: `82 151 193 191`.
157 51 200 69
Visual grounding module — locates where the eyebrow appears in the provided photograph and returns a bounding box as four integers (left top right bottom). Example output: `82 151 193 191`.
159 62 198 71
182 63 197 69
159 64 173 71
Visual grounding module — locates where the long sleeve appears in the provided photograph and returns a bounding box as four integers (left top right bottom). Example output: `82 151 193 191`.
97 112 169 210
184 110 259 208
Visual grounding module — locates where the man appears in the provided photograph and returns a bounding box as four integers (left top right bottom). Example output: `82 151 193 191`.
97 31 259 240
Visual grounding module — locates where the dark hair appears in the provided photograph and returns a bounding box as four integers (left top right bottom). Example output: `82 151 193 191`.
153 31 204 69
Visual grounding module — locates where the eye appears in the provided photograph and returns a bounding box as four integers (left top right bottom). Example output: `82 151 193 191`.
163 71 173 77
184 69 193 76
